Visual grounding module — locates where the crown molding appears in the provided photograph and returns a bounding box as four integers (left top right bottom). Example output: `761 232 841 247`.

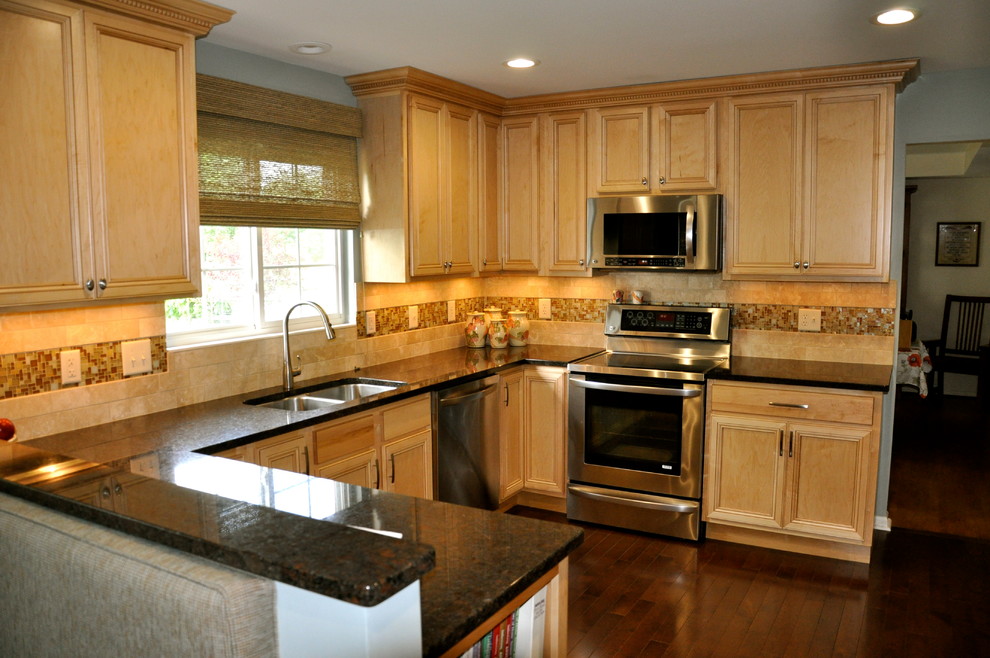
77 0 234 36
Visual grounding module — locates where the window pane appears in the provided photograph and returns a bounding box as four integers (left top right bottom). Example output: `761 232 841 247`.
202 225 251 269
301 266 339 312
262 227 300 266
263 266 302 322
299 228 338 265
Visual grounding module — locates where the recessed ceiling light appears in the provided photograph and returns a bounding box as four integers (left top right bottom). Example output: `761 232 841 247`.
289 42 332 55
875 9 916 25
505 58 539 69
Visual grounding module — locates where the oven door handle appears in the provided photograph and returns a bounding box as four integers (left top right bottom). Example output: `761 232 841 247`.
570 378 701 398
568 484 700 514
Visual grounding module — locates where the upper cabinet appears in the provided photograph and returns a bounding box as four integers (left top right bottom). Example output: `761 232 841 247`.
542 111 589 274
0 0 232 310
588 99 718 194
500 115 541 272
723 86 894 281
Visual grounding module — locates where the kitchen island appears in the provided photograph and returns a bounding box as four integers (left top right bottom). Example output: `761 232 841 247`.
1 345 599 656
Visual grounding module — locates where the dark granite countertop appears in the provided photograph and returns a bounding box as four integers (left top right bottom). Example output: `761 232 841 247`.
708 355 892 392
4 344 598 656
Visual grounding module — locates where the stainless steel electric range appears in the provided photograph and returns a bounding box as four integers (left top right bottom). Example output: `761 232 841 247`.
566 303 731 540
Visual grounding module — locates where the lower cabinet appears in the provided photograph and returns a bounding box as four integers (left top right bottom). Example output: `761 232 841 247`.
704 380 881 562
220 393 434 499
498 365 568 505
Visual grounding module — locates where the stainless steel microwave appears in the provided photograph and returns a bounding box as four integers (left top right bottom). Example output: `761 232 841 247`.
588 194 723 271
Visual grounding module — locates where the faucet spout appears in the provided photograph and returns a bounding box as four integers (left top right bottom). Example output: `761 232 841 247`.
282 301 336 392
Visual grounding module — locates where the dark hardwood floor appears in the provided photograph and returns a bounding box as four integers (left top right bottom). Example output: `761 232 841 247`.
508 395 990 656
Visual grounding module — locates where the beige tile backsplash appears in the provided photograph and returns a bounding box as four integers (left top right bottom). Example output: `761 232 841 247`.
0 275 898 441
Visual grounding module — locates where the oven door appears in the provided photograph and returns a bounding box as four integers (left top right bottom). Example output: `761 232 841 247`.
567 371 704 499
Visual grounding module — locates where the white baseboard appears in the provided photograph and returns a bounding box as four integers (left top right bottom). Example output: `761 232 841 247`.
874 515 892 531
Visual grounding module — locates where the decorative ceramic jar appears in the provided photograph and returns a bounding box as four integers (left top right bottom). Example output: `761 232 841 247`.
464 311 487 348
489 318 509 349
506 310 530 346
482 306 503 345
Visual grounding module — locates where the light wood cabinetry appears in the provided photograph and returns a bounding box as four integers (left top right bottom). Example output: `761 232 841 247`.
541 111 589 274
407 95 477 276
704 380 882 562
253 432 310 474
522 366 567 497
723 86 893 280
0 0 229 310
498 369 525 501
478 112 503 274
588 99 718 195
500 115 542 272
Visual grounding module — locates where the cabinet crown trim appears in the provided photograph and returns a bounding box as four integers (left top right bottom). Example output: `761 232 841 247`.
76 0 234 36
345 66 505 115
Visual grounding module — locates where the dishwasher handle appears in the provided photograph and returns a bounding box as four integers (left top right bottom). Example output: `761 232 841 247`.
439 382 498 407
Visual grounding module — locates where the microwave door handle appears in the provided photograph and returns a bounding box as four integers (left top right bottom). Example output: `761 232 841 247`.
571 378 701 398
684 205 696 264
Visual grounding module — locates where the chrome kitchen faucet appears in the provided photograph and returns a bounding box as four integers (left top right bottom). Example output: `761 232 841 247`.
282 301 336 392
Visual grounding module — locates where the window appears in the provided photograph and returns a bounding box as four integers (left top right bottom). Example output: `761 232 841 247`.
166 226 353 345
166 75 362 346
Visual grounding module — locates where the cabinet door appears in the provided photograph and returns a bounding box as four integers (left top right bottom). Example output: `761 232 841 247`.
542 111 588 274
382 428 433 499
723 93 804 277
84 11 199 300
315 448 379 489
501 115 541 271
654 99 717 191
589 106 650 193
477 112 502 273
254 432 309 475
522 367 566 496
0 1 93 307
407 95 446 276
704 414 787 529
499 369 525 501
803 87 891 279
444 102 476 275
784 423 873 542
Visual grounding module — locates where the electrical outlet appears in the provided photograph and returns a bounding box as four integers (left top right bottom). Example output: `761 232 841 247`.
60 349 81 385
798 308 822 332
447 300 457 323
129 454 160 479
538 298 552 320
121 339 152 376
366 310 376 335
408 305 419 329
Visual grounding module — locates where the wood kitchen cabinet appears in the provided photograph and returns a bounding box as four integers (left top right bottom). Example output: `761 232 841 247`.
500 115 542 272
253 432 310 475
477 112 503 274
522 366 568 497
498 369 525 501
0 0 229 310
588 100 718 195
541 111 589 274
723 86 893 281
704 380 882 563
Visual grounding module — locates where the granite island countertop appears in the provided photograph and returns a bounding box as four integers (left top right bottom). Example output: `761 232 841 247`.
708 355 892 392
4 344 599 656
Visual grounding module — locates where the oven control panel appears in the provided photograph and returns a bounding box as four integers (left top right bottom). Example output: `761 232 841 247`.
618 309 711 334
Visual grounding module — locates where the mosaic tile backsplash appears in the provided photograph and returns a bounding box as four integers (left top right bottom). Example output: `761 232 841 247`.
1 336 167 400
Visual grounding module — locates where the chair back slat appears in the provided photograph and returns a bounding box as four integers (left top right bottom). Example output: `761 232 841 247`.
943 295 990 357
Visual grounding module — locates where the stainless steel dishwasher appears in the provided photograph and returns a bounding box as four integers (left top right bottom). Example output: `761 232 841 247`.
434 375 500 510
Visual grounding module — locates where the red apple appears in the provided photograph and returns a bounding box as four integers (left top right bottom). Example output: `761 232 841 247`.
0 418 15 441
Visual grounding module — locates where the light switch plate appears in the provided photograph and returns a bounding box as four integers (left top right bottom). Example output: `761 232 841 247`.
798 308 822 332
60 349 81 385
447 300 457 323
121 339 152 376
408 305 419 329
366 310 376 335
538 298 552 320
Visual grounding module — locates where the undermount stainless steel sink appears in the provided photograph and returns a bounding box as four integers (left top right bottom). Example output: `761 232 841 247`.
246 378 405 411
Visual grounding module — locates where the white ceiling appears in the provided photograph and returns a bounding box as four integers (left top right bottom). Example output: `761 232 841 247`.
202 0 990 98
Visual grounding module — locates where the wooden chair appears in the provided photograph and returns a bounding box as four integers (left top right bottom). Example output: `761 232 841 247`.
926 294 990 396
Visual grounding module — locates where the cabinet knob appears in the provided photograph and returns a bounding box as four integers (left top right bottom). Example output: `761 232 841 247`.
640 177 648 186
802 262 809 270
482 258 487 266
579 259 585 267
658 176 666 186
85 279 95 291
101 486 111 499
98 278 107 290
793 262 800 269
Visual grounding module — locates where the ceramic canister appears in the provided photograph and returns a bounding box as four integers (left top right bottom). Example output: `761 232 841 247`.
488 318 509 349
506 310 530 346
464 311 488 348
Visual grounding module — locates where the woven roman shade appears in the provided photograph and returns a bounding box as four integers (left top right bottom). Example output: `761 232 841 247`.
196 74 362 229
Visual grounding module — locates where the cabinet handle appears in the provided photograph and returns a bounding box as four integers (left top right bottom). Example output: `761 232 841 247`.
789 431 794 458
802 262 809 270
85 279 95 291
658 175 666 186
778 430 784 457
504 382 509 406
372 459 380 488
483 258 487 266
113 481 122 495
101 486 111 499
98 278 107 290
769 402 809 409
303 446 310 476
389 454 396 484
640 177 648 186
793 261 801 269
579 258 585 266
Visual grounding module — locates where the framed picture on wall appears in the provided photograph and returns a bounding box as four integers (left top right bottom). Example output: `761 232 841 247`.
935 222 981 266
